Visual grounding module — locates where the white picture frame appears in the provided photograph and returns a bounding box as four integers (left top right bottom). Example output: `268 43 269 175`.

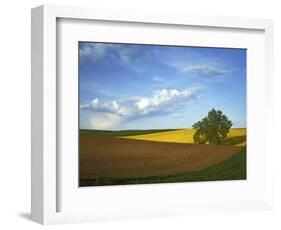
31 5 274 225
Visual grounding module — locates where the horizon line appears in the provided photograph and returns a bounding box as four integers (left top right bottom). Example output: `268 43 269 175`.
80 127 247 131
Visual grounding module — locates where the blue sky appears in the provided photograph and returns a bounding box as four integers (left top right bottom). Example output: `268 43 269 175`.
79 42 246 130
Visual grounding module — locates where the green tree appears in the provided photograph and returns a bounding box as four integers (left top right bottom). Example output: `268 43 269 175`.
192 109 233 145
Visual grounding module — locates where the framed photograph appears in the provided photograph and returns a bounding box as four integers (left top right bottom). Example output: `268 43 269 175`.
31 5 274 225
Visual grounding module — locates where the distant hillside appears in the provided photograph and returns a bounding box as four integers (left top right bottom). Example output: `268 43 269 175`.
80 129 180 137
119 128 246 146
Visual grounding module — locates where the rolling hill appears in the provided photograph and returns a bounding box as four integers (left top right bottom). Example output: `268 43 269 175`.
118 128 246 146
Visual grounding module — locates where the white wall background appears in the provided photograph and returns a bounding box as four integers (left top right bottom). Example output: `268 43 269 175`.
0 0 280 229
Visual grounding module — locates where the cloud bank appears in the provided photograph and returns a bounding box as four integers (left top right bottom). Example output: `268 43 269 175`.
79 43 154 67
183 65 230 78
79 43 108 61
80 87 202 129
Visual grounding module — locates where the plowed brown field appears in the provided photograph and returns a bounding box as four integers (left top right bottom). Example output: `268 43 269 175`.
80 136 243 179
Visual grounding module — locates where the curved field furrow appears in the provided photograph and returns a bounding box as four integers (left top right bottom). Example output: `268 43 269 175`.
80 136 243 179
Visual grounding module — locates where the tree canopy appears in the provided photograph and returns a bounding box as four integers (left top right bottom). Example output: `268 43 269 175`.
192 109 233 145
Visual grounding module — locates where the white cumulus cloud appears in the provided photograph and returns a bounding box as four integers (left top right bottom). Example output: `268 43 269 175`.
89 113 124 130
80 87 202 129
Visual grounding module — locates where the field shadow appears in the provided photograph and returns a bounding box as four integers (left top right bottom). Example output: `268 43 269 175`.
225 135 246 146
